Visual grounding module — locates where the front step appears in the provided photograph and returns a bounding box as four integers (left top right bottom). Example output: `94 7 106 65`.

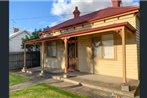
51 75 139 98
81 81 135 98
52 76 115 98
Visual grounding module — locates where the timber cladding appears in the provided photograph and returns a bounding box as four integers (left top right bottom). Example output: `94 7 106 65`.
9 51 40 70
77 31 138 80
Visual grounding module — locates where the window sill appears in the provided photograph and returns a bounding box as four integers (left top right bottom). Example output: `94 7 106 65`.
94 57 117 61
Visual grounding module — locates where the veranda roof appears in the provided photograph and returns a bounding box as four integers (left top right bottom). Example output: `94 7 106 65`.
25 22 136 44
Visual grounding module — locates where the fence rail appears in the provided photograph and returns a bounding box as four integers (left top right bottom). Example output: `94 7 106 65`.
9 51 40 70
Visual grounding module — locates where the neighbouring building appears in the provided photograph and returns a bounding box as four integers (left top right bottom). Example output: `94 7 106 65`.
9 28 30 52
23 0 140 85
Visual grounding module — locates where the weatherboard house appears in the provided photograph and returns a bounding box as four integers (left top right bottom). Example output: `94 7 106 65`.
22 0 140 89
9 28 30 52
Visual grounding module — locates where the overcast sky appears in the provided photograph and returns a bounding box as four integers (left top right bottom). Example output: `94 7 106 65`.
10 0 139 34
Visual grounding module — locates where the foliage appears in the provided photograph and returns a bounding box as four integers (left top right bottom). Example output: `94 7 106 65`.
21 29 42 51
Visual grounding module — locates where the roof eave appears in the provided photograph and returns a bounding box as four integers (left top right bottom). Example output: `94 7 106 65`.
25 22 136 44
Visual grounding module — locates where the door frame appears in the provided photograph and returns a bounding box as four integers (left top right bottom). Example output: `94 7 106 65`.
67 37 79 71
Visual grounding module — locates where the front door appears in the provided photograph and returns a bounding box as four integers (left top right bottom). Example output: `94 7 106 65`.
68 37 78 72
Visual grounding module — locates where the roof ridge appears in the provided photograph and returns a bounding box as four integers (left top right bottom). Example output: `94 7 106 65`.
9 30 30 39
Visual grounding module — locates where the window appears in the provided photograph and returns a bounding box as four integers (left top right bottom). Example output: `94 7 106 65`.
47 41 56 57
92 37 102 58
102 34 114 59
92 34 114 59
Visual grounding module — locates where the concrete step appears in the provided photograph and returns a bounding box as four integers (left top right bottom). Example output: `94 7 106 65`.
51 76 112 98
80 81 134 98
51 75 138 98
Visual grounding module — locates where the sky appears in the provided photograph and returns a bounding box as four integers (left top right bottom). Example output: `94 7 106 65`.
9 0 140 34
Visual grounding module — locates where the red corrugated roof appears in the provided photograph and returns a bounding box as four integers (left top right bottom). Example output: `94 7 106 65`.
43 6 139 33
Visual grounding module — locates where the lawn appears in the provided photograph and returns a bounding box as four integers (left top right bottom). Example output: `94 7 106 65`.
9 72 31 86
10 83 88 98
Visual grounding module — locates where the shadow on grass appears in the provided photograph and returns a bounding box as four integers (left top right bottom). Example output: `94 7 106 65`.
10 83 88 98
9 72 31 86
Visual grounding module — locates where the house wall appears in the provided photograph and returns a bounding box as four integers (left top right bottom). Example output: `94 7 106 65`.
126 30 138 80
44 40 65 69
78 35 93 73
43 12 139 80
9 32 29 52
78 31 139 80
77 13 138 80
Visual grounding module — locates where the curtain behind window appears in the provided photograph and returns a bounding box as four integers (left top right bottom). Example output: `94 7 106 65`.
52 42 56 57
102 34 114 59
92 37 102 58
92 34 114 59
47 42 56 57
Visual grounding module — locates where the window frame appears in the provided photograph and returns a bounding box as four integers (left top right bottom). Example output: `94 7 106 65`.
92 33 116 60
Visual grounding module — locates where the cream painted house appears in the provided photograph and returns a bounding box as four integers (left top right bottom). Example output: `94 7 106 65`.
23 0 140 84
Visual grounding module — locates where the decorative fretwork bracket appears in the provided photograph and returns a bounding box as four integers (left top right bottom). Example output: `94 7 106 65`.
114 29 122 38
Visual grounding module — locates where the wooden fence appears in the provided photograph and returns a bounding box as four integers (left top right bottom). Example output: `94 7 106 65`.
9 51 40 70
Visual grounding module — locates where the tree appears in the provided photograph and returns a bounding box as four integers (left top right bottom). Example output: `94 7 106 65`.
21 29 42 51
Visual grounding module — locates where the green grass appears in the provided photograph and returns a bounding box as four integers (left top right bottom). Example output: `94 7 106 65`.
10 83 88 98
9 72 30 86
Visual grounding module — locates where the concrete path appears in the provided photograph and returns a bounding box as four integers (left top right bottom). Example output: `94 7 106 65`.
10 77 110 98
43 79 112 98
9 71 112 98
10 80 38 92
10 70 139 98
